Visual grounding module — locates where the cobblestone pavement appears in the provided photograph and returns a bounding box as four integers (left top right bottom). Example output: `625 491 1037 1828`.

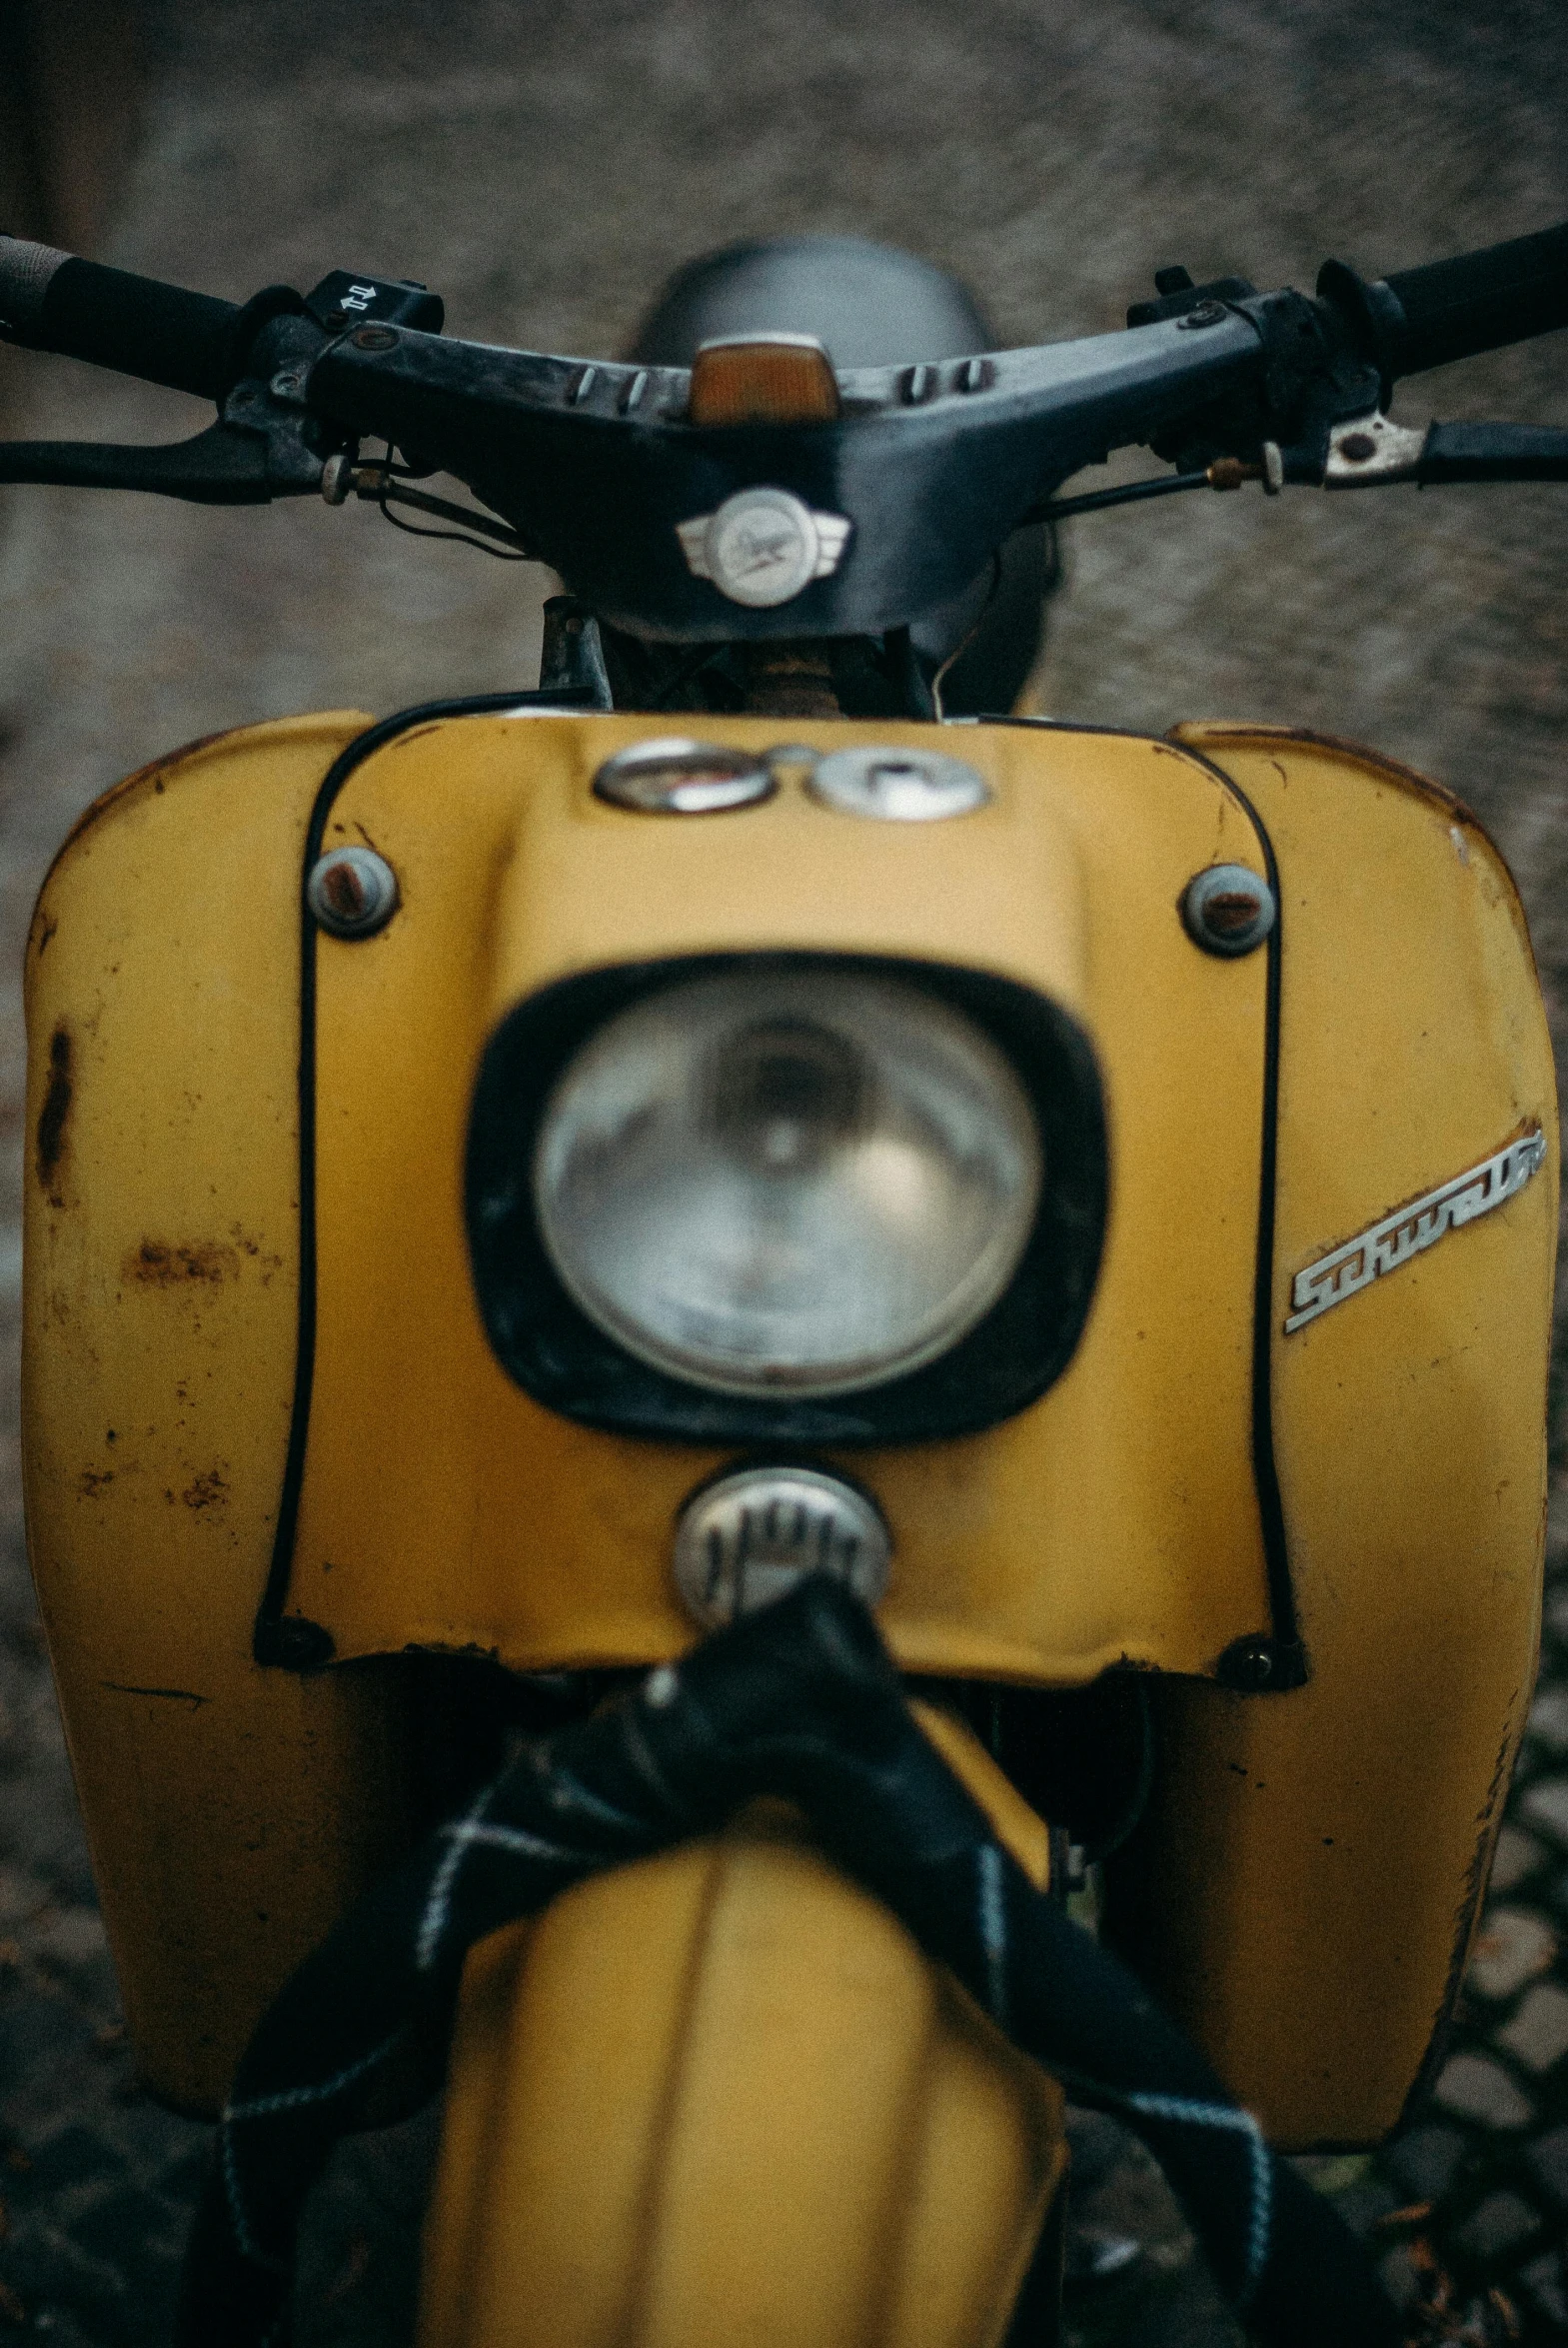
3 2 1568 2341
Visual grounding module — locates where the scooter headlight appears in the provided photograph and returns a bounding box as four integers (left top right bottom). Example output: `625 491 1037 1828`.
532 967 1042 1397
467 953 1106 1443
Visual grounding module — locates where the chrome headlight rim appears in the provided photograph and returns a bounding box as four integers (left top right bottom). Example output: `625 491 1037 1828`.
465 951 1107 1446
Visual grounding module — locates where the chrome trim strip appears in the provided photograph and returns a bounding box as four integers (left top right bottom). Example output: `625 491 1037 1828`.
1284 1128 1546 1333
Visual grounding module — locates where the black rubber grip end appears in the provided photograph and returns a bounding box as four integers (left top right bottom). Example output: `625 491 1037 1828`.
1417 420 1568 485
34 256 239 401
1383 220 1568 377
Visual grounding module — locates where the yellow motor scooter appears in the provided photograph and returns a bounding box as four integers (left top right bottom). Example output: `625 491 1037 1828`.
5 218 1568 2346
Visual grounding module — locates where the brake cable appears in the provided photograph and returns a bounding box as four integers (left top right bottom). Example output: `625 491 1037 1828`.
929 549 1005 723
1026 446 1285 528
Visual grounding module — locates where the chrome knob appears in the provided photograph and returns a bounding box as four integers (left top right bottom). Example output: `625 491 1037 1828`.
673 1464 891 1629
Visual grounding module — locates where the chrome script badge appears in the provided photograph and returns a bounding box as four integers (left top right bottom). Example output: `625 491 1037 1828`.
1284 1128 1546 1333
676 488 851 608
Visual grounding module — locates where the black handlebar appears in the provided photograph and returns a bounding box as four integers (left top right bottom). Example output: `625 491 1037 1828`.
1381 221 1568 378
6 218 1566 416
0 237 239 401
2 220 1565 643
8 218 1567 414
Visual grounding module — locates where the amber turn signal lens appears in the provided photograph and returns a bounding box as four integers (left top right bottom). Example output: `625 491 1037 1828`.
688 333 841 427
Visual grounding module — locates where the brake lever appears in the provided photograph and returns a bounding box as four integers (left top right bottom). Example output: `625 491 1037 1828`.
0 381 326 504
1324 412 1568 489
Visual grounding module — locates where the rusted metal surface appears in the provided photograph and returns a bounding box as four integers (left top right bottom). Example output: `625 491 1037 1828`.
125 1240 238 1286
34 1026 71 1203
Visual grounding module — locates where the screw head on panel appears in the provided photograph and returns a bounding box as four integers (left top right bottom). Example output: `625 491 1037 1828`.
1181 864 1276 957
307 846 400 939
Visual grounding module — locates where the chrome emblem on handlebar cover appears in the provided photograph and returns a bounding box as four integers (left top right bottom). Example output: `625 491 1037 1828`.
677 487 851 607
1283 1127 1546 1333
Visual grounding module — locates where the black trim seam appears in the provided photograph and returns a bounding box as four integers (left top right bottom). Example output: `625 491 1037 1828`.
988 720 1303 1689
253 689 597 1667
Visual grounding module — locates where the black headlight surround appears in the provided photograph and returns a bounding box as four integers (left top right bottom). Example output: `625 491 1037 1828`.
465 951 1107 1444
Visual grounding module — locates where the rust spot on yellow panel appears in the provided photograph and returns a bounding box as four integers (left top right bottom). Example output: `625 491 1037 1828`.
23 710 408 2112
127 1239 238 1287
35 1024 72 1202
46 729 231 865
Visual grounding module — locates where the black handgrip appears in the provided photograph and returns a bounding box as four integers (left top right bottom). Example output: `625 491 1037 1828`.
0 425 273 502
1383 221 1568 376
1417 420 1568 485
0 235 238 401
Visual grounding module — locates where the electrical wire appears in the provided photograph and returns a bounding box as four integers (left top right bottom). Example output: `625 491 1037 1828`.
375 481 533 559
649 644 734 710
360 445 535 560
929 550 1003 722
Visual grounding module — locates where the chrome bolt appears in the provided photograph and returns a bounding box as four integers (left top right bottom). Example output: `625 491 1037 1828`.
673 1464 891 1630
1181 863 1276 957
593 737 775 815
807 744 990 822
307 846 400 939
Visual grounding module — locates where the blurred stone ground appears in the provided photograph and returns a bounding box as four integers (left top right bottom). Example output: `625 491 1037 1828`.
1 1 1567 2339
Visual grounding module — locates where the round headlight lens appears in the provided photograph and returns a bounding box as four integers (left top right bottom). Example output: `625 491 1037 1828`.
533 967 1042 1396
